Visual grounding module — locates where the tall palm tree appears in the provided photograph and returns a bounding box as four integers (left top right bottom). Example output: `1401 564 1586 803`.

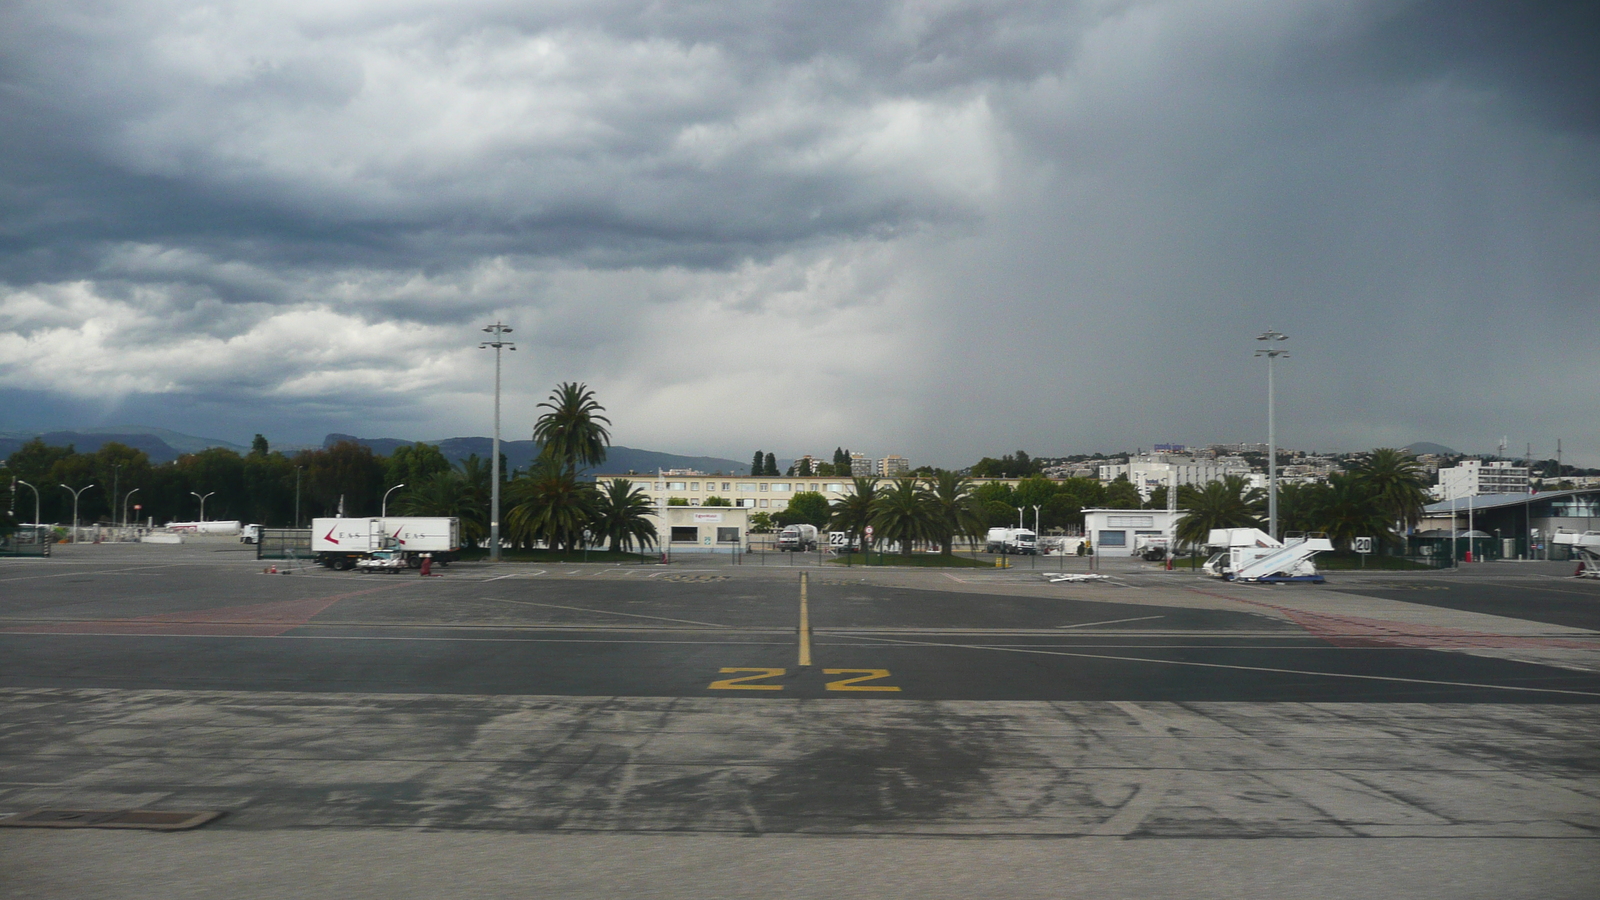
532 382 612 471
925 471 983 556
505 458 596 551
870 477 937 559
829 476 880 553
1313 473 1398 551
397 471 488 545
591 478 658 552
1274 480 1324 537
1350 448 1430 532
1174 475 1264 546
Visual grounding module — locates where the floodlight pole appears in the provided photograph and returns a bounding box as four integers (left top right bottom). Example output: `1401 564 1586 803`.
479 322 516 562
1255 330 1290 540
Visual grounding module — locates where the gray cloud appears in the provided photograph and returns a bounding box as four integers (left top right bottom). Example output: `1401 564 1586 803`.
1 1 1596 466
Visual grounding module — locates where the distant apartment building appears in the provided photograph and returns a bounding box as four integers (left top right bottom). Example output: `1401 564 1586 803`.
877 455 910 477
1437 460 1530 498
849 453 874 477
1098 453 1252 500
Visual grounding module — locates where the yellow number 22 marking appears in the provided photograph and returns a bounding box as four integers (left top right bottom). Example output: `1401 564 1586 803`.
708 667 786 690
823 669 901 692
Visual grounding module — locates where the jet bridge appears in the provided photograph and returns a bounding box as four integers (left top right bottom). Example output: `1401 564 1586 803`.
1203 528 1333 583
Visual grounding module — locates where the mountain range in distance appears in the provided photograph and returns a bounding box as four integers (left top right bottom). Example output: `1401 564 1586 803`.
1 426 1463 471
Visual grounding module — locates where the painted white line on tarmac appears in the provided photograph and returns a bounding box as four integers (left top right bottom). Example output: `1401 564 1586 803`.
821 632 1600 698
1054 616 1165 629
483 597 733 629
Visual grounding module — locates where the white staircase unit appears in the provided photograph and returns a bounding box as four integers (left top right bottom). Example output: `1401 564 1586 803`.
1232 534 1334 582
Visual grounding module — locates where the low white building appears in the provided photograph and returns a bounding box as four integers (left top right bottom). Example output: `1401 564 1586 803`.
1082 508 1184 557
648 506 750 552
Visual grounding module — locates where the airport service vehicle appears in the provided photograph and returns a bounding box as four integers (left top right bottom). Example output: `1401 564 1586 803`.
165 520 242 535
1554 530 1600 578
311 517 461 570
985 527 1037 555
354 549 408 574
240 524 262 545
776 524 819 551
1202 528 1332 583
1134 534 1170 561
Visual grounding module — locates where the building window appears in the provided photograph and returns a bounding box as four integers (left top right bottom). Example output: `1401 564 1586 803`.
690 482 699 491
738 484 756 492
1107 515 1154 528
716 527 740 543
670 526 698 543
826 483 845 493
667 481 687 491
1098 530 1127 547
759 483 769 491
690 498 700 506
721 482 730 491
771 483 790 492
760 499 769 508
737 498 756 508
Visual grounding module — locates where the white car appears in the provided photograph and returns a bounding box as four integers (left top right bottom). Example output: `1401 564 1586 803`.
354 550 407 574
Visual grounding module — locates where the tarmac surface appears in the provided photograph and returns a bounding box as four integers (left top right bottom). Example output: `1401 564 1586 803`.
2 539 1598 898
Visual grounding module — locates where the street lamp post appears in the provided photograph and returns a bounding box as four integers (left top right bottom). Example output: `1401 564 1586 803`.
61 483 95 543
123 488 140 528
16 479 41 531
382 483 406 517
294 466 303 528
190 491 215 523
479 322 516 562
1255 330 1290 540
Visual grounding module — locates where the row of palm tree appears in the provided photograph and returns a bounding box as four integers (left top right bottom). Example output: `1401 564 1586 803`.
828 473 987 559
1174 449 1432 551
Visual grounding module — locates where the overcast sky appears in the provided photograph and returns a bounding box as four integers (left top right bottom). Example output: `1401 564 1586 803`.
2 0 1596 467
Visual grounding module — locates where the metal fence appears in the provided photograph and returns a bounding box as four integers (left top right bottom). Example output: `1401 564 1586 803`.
257 528 313 561
0 525 52 557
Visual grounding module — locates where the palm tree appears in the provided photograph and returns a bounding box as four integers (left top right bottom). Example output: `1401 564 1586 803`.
591 478 658 552
532 382 612 470
397 471 488 545
870 477 937 559
925 471 983 556
829 476 880 553
1350 448 1430 533
1174 475 1264 546
1274 480 1324 537
505 458 597 551
1313 473 1398 551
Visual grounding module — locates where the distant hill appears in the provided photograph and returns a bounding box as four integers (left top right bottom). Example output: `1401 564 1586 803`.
1404 442 1457 456
0 426 251 464
323 434 750 477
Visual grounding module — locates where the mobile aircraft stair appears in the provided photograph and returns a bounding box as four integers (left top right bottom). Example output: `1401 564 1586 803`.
1204 528 1332 583
1554 530 1600 579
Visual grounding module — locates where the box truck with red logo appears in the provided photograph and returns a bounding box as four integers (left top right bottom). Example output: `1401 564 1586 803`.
311 517 461 569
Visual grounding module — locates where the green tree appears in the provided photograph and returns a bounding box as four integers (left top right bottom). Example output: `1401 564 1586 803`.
869 476 937 558
751 450 765 477
385 442 452 490
398 471 488 545
298 441 385 518
250 434 269 457
1174 476 1264 546
1312 473 1398 551
764 452 778 476
925 470 984 555
1349 448 1430 532
1274 481 1324 536
590 478 658 552
505 458 596 551
533 382 612 470
828 476 881 550
749 511 774 533
1103 477 1141 509
775 491 831 528
703 495 731 507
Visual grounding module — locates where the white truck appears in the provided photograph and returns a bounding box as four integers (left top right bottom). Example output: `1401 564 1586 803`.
986 527 1037 555
776 523 819 551
165 520 242 535
311 517 462 570
240 524 262 545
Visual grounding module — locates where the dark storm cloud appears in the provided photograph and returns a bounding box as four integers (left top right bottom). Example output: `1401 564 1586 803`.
1 1 1596 462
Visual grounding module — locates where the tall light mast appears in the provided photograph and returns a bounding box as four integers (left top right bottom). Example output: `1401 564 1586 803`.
1255 330 1290 540
479 323 516 562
